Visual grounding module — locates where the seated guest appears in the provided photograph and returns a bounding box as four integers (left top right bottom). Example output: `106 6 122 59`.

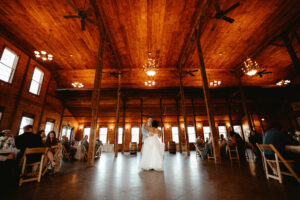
248 130 262 156
61 136 76 160
15 125 43 163
44 131 60 167
81 135 89 152
196 136 206 158
37 130 46 144
229 131 246 161
219 134 227 159
95 138 103 156
219 134 227 146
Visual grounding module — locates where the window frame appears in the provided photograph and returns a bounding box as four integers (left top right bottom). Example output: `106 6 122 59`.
29 66 44 96
187 126 196 143
131 126 140 144
171 126 179 144
0 46 19 84
45 120 55 135
18 115 34 135
118 127 123 144
0 106 4 122
203 126 211 142
99 127 108 144
218 125 227 139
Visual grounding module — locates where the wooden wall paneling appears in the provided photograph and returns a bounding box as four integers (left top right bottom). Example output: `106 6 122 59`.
37 75 52 130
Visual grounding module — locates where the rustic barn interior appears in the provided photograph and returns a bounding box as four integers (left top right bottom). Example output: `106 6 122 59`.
0 0 300 199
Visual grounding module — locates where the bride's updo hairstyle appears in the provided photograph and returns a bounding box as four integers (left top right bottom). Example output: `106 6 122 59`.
152 120 159 128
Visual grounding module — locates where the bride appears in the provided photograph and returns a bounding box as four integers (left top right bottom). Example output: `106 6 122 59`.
139 118 164 171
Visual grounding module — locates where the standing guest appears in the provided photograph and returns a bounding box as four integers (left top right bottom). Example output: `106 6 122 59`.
219 134 227 159
44 131 60 167
15 125 43 162
205 133 214 157
196 136 206 159
248 130 262 156
81 135 89 152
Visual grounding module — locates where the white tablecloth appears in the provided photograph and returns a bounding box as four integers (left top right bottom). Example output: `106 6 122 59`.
102 144 114 153
0 148 20 161
285 145 300 154
73 145 84 160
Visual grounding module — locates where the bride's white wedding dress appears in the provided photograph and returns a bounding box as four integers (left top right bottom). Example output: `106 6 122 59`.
139 133 164 171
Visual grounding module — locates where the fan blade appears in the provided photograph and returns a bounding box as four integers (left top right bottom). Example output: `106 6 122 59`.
211 19 219 31
67 0 79 14
86 18 99 26
264 72 272 74
81 19 86 30
190 70 198 73
84 7 94 15
222 16 234 23
64 15 80 18
214 2 221 13
260 69 266 73
223 2 240 15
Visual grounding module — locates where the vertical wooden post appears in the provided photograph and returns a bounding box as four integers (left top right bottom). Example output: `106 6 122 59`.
160 98 164 142
58 106 65 138
114 72 121 157
238 78 254 135
140 99 143 150
192 98 198 137
196 29 221 163
179 75 190 156
87 34 106 167
38 75 52 130
9 57 31 130
122 98 126 154
176 99 182 153
227 98 234 130
283 33 300 71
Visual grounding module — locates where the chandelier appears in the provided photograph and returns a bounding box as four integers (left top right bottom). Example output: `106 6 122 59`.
143 52 158 77
72 82 84 88
242 57 260 76
210 80 221 87
34 50 53 61
145 80 155 87
276 79 290 87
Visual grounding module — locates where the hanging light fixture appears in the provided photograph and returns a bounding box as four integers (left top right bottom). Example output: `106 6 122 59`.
145 80 156 87
242 57 260 76
34 50 53 61
143 52 158 77
276 79 291 87
72 82 84 88
210 80 221 87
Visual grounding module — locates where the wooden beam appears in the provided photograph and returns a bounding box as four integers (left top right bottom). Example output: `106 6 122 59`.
196 28 221 164
58 106 65 138
160 98 164 142
114 72 121 157
176 98 182 153
283 32 300 73
179 74 190 156
9 57 31 130
140 98 143 149
121 98 126 154
227 98 234 130
37 75 52 130
238 78 254 136
191 98 198 137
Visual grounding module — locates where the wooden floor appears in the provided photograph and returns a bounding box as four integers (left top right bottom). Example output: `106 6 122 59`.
4 152 299 200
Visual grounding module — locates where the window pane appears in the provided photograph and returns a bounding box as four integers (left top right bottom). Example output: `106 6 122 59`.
45 122 54 135
118 127 123 144
99 127 107 144
84 127 91 138
218 126 227 139
19 116 34 135
29 80 40 94
32 68 43 82
1 48 16 67
131 127 139 143
187 126 196 143
171 127 179 143
233 125 243 138
203 126 211 141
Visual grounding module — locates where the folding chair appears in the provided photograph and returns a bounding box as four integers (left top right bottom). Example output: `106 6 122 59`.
18 147 48 186
228 143 240 161
257 144 300 184
42 146 62 176
81 145 88 160
95 145 102 157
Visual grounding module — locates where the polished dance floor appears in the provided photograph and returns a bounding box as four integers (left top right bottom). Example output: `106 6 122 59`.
4 152 299 200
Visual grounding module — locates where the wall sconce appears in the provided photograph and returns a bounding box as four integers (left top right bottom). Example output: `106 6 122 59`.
110 125 114 130
226 123 231 127
261 118 265 121
126 124 130 129
197 123 202 128
79 125 83 130
181 124 185 128
165 124 170 129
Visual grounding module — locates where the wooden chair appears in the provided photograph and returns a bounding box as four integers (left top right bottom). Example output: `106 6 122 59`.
62 145 71 161
256 143 266 171
257 144 300 184
228 143 240 161
42 146 62 176
194 143 204 159
81 145 88 160
18 147 48 186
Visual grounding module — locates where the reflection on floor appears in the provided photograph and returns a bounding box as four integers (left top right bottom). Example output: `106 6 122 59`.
4 152 299 200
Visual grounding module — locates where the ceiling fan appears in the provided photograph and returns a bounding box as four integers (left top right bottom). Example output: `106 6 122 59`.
185 69 198 76
64 0 98 31
256 69 272 78
210 1 240 31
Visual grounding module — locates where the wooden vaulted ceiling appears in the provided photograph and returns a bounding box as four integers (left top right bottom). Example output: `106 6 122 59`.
0 0 300 90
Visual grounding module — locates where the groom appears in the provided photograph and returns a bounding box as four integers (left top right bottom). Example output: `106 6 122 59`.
142 118 154 142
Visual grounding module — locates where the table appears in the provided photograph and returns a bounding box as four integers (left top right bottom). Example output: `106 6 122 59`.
102 144 114 153
285 145 300 154
0 148 20 161
73 145 84 160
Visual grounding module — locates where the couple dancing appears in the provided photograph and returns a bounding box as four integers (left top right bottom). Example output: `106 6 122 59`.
139 118 165 171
